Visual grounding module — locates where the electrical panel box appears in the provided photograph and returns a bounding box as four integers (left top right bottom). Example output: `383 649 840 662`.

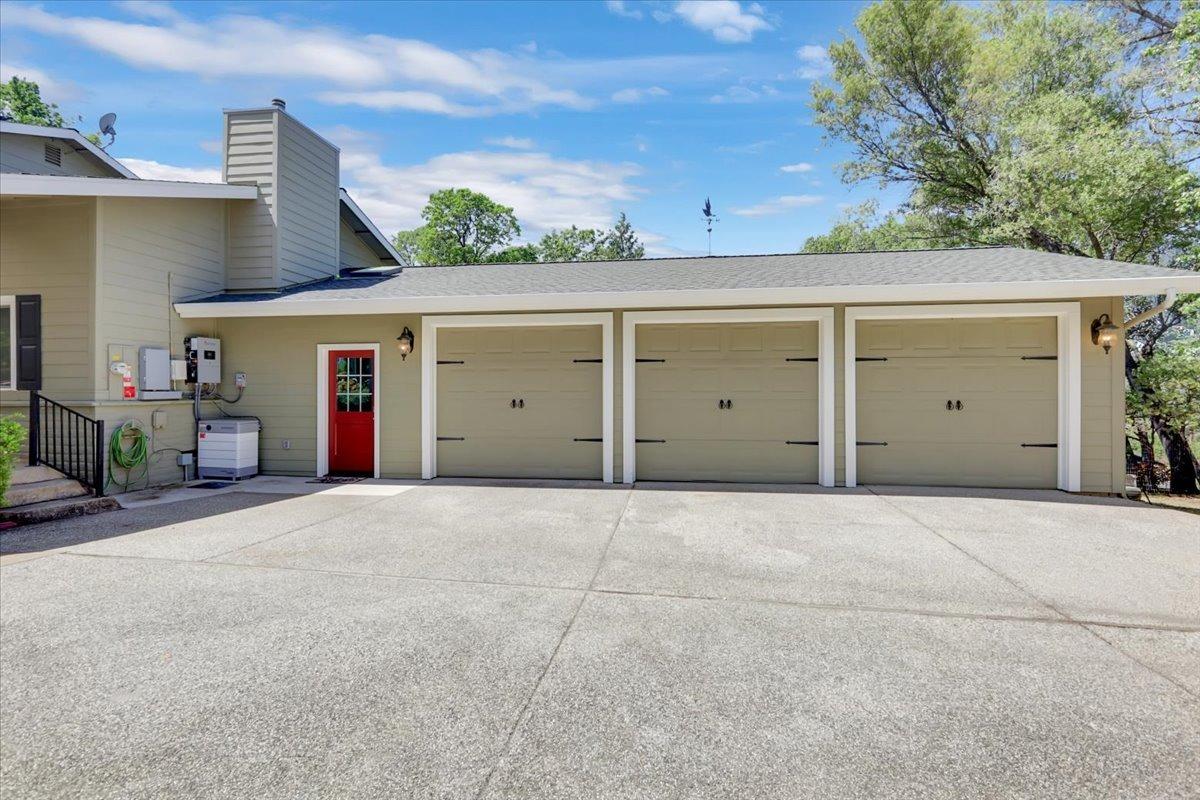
197 418 259 480
138 346 182 400
185 336 222 384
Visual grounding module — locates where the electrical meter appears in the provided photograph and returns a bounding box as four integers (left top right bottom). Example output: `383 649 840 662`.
184 336 222 384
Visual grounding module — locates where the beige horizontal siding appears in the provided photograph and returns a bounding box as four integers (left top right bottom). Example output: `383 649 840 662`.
338 218 385 271
224 111 278 290
0 133 113 178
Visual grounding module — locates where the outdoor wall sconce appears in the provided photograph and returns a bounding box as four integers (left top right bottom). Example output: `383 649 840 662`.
1090 314 1120 354
396 326 415 360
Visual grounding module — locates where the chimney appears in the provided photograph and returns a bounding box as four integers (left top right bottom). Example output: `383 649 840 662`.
222 101 341 291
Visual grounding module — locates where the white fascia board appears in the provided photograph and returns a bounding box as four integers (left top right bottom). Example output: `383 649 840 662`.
0 120 137 178
0 173 258 200
174 275 1198 319
339 189 403 263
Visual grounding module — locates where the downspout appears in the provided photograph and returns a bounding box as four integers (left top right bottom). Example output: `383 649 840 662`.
1123 287 1178 329
1119 286 1178 502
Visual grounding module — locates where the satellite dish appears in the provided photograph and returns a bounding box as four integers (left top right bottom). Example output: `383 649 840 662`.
97 112 117 149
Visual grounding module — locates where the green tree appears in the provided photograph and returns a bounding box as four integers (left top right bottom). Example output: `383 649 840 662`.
600 212 646 260
1127 339 1200 492
391 228 423 266
487 243 540 263
810 0 1200 491
394 189 521 266
0 76 66 127
538 226 608 262
802 201 953 252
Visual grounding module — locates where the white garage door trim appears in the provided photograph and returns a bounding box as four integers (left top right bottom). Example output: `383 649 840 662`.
421 312 615 483
623 307 836 487
843 302 1082 492
315 341 382 479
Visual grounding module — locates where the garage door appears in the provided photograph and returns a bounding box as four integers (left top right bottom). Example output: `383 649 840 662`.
635 322 819 483
856 316 1058 488
436 325 603 479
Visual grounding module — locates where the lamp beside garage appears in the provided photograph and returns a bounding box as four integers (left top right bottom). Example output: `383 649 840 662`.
396 326 415 360
1090 314 1120 354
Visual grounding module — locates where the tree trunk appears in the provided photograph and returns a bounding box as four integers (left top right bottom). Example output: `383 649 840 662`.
1137 426 1156 488
1153 417 1199 494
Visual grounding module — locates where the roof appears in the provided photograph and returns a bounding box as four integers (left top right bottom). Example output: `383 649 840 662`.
0 120 137 178
0 173 258 200
175 247 1200 318
339 189 401 266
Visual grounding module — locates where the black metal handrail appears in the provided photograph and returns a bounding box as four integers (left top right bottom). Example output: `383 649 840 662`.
27 392 106 497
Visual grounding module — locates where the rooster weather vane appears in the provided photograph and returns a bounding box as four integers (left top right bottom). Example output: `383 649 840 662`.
701 197 719 256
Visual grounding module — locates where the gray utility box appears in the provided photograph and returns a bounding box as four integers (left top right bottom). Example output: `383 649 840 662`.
138 346 182 400
197 418 260 480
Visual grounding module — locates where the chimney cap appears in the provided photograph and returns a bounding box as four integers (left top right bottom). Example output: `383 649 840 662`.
271 98 286 110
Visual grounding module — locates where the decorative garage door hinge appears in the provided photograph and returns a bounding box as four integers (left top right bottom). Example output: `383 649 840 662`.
436 360 465 365
855 357 889 362
785 357 819 362
635 438 667 443
1020 442 1057 448
856 441 888 446
785 440 819 445
437 436 466 441
1020 355 1058 361
636 358 667 363
573 437 603 442
572 358 603 363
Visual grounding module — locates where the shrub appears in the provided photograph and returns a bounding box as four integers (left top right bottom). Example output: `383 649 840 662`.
0 414 26 507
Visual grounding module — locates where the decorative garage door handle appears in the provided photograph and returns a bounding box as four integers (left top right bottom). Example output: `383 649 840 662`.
945 400 964 410
718 399 734 410
511 398 525 409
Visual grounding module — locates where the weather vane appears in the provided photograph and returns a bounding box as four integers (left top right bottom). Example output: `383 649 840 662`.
701 197 719 256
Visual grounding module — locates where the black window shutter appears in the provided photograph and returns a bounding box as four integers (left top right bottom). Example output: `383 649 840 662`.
15 295 42 391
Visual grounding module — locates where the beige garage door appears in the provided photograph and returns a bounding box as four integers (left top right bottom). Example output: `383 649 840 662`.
436 325 603 479
635 322 819 483
856 316 1058 488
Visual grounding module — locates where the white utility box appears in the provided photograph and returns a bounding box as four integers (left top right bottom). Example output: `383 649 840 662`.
138 346 182 400
197 418 259 480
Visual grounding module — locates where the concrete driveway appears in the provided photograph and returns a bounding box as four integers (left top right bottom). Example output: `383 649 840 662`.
1 480 1197 799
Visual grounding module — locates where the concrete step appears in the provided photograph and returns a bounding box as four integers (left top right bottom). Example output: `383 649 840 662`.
10 465 65 485
0 494 119 526
4 477 90 508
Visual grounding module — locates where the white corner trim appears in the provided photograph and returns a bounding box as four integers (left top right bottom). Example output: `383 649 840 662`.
843 302 1082 492
316 342 381 479
622 307 837 487
0 173 258 200
421 312 615 483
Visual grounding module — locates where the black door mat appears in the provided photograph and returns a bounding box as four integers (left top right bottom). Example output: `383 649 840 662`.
307 476 364 484
191 481 234 489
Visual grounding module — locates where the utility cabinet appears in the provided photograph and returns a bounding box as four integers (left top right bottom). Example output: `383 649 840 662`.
197 418 259 480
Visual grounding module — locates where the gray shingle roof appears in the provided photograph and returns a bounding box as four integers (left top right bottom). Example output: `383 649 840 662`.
190 247 1195 305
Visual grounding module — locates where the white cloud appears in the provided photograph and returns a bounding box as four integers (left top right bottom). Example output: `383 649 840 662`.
317 90 490 117
611 86 669 103
120 158 221 183
4 4 590 116
111 1 184 22
605 0 644 20
717 139 774 154
796 45 832 80
0 62 85 103
486 136 537 149
709 83 778 104
730 194 824 217
780 162 814 173
673 1 772 43
335 134 643 237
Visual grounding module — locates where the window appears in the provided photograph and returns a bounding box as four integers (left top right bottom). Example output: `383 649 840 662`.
0 296 14 390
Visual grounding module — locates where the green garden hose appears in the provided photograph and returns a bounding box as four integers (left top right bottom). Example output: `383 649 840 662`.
107 420 149 493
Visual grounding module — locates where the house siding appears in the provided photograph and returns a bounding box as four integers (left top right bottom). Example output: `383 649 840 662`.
276 113 339 286
0 198 96 401
338 218 386 271
223 111 277 290
0 133 113 178
209 297 1127 494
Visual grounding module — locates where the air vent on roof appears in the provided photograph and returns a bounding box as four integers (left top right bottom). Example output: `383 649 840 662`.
43 143 62 167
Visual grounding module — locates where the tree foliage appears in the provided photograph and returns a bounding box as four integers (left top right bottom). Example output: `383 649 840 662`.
802 201 957 252
394 193 644 266
0 76 66 127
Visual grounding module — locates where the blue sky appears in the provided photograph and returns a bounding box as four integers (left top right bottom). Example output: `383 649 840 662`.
1 0 908 256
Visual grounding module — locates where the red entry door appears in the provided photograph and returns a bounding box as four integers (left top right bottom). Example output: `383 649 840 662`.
328 350 375 476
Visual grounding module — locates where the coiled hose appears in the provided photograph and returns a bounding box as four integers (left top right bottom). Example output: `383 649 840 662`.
107 420 149 493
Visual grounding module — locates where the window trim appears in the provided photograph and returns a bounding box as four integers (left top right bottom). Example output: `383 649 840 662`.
0 295 15 391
